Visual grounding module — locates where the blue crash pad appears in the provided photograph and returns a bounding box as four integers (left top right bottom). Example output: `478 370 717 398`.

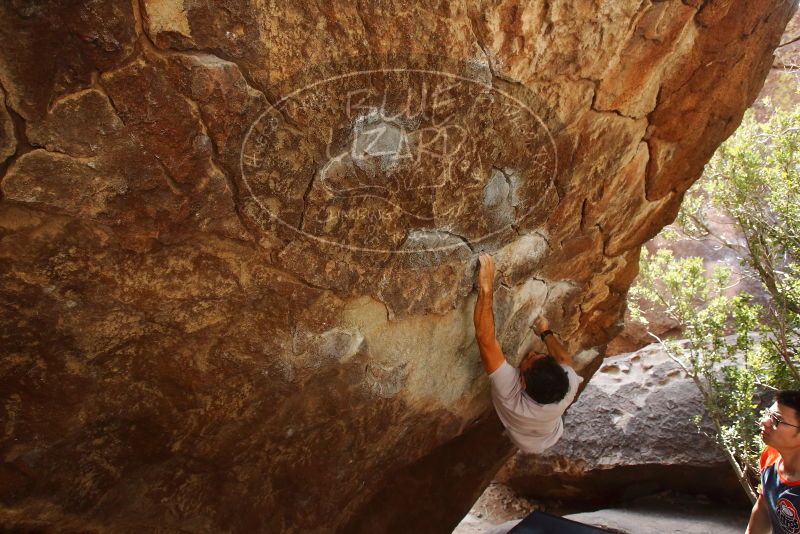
508 510 616 533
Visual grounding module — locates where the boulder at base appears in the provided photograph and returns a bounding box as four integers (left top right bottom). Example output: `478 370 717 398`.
496 344 748 508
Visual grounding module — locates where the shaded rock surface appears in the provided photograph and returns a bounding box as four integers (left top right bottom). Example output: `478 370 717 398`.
563 495 749 534
496 344 747 508
0 1 794 532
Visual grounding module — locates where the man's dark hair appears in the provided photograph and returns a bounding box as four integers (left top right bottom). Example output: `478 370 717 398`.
523 355 569 404
777 390 800 415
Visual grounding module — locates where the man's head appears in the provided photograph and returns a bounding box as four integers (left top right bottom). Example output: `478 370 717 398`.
760 390 800 450
518 352 569 404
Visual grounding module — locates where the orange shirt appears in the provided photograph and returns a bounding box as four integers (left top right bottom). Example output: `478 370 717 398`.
760 446 800 533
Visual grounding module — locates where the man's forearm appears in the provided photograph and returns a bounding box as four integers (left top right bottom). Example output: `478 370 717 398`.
474 287 505 373
474 253 505 373
474 288 496 347
543 333 573 367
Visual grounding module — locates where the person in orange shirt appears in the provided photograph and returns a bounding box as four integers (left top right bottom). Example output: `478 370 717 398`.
748 391 800 534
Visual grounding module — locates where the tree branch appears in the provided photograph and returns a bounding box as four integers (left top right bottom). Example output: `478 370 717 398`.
777 35 800 48
647 331 757 504
772 61 800 71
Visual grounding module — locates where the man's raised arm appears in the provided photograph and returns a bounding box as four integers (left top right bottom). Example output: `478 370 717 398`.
533 315 574 368
474 253 506 374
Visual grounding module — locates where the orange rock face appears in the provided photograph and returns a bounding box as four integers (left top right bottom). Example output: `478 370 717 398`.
0 1 794 532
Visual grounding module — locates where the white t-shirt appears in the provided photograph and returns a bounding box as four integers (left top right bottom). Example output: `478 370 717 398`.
489 360 583 453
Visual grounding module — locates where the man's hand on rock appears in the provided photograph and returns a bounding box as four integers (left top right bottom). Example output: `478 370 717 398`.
477 253 495 294
533 315 550 335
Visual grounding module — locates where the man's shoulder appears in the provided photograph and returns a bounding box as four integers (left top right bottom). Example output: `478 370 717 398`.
489 361 521 401
489 360 518 385
489 360 515 376
761 446 781 470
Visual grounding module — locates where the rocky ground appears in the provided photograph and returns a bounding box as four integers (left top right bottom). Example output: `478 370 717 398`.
452 483 539 534
453 486 749 534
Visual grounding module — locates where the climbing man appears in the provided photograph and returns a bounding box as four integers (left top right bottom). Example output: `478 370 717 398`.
747 390 800 534
473 252 583 453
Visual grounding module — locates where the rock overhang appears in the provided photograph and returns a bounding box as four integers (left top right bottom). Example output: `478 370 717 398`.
0 0 795 531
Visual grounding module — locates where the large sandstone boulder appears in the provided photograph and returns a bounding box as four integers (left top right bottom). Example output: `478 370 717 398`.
0 1 793 532
496 344 747 508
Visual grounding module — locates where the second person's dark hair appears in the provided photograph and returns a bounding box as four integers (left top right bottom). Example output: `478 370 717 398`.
777 390 800 415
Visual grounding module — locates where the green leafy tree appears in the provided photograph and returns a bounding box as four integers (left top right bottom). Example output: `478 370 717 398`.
630 97 800 502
